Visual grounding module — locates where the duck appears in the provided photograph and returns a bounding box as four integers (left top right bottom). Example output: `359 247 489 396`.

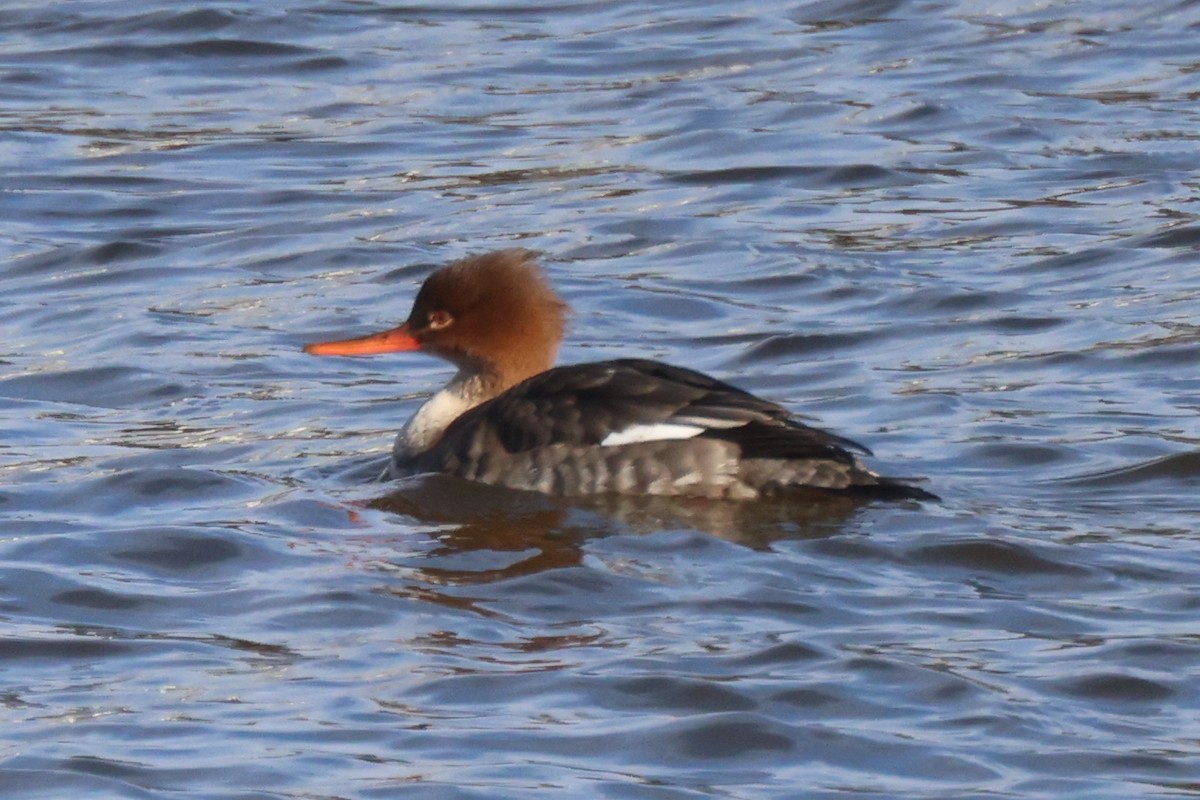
304 249 935 501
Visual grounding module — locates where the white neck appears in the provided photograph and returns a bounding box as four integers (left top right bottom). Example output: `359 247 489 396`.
393 371 492 459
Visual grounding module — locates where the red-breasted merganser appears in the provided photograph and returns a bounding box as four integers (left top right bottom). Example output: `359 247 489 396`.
304 250 935 501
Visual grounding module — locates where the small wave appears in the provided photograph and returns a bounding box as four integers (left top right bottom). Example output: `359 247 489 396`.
1064 451 1200 488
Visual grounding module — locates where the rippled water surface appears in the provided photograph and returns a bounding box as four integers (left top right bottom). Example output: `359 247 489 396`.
3 1 1200 797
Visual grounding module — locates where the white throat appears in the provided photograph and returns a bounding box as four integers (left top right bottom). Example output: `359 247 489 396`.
393 372 490 459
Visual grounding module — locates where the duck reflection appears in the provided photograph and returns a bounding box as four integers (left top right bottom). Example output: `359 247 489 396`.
367 475 589 583
366 473 868 585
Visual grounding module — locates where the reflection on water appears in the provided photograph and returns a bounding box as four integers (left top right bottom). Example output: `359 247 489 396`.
367 474 871 582
369 476 591 582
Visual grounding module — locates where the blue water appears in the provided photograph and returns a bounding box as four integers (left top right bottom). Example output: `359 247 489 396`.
3 1 1200 798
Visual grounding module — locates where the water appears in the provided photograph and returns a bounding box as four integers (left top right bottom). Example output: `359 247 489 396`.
3 1 1200 797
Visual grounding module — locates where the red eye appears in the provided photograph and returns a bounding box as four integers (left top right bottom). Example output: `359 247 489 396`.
428 310 453 330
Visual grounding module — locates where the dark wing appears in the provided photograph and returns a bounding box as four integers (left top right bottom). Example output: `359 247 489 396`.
439 358 870 463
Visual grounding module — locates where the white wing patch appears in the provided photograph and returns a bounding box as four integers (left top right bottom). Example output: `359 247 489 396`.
600 423 706 447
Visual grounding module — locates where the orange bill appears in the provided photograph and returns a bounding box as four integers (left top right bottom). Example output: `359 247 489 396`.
303 323 420 356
